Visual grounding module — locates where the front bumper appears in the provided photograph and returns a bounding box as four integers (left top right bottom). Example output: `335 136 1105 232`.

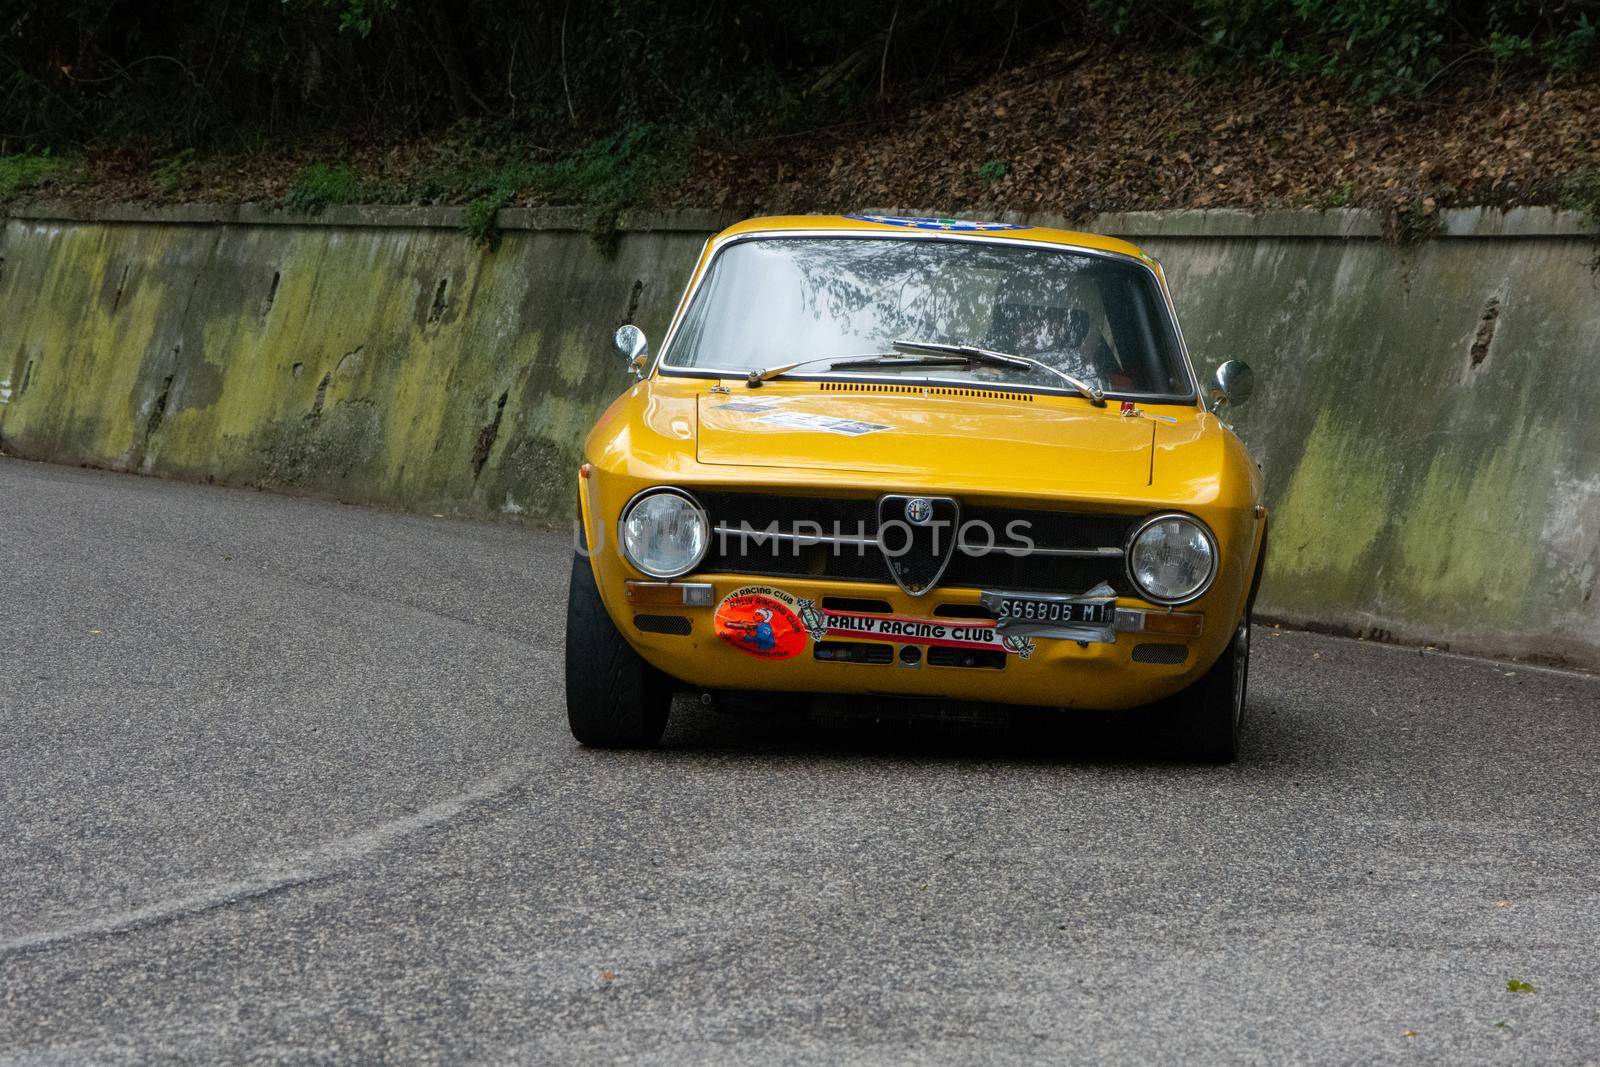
611 572 1232 711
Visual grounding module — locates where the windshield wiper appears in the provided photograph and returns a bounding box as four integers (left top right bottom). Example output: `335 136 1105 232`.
747 345 1106 406
891 339 1106 406
744 351 914 386
827 353 971 371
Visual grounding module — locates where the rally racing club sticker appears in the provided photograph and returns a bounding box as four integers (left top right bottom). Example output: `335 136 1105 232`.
714 585 1034 660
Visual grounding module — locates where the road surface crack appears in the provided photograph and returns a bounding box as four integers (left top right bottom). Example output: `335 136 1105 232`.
0 763 528 960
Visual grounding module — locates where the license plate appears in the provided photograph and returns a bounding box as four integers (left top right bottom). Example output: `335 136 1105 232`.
988 596 1113 625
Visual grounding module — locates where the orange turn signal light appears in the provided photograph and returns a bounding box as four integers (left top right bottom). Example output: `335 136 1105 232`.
625 582 684 606
1140 611 1204 637
625 581 714 607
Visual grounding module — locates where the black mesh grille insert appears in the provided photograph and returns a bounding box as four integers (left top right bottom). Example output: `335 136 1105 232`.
696 490 1135 596
1131 642 1189 664
633 614 692 636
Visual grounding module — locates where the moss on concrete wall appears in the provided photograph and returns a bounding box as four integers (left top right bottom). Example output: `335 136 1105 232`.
3 207 1596 665
1155 228 1600 665
0 217 704 520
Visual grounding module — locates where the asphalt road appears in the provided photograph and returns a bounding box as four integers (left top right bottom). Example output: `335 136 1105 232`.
2 456 1598 1065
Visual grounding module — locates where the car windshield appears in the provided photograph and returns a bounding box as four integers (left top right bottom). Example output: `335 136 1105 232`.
663 236 1192 397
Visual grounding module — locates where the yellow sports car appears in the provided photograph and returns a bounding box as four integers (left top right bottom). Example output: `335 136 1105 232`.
568 214 1265 760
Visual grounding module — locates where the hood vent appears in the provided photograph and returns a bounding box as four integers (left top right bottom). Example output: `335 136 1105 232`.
818 381 1033 402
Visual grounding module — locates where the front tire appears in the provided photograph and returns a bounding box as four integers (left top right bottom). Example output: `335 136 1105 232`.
1170 618 1249 763
564 552 671 748
1163 527 1265 763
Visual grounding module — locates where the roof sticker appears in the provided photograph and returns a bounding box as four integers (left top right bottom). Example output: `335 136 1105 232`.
845 214 1027 233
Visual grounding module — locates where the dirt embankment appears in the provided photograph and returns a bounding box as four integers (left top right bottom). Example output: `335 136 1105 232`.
6 46 1598 220
679 46 1600 220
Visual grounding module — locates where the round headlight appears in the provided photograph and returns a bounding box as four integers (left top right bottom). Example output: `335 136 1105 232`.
619 489 709 578
1127 514 1217 605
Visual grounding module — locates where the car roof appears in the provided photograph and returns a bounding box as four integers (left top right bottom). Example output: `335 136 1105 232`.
712 214 1153 262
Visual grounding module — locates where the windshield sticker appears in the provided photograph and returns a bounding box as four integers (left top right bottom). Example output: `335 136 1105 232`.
715 586 813 660
846 214 1027 233
757 410 890 436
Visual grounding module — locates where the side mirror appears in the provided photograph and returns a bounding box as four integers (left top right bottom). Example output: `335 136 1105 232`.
1210 359 1254 409
614 324 649 377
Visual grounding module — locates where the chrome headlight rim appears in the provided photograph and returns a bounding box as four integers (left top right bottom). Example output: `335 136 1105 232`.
617 486 710 580
1124 511 1219 607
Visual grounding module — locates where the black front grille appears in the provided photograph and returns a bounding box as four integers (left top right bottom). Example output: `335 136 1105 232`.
941 551 1129 595
700 491 876 535
696 490 1135 596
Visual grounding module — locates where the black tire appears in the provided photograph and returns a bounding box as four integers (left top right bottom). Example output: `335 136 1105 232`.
1156 529 1265 763
1169 617 1249 763
564 552 671 748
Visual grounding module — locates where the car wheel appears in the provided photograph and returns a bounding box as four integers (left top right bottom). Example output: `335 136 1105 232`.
564 552 671 748
1168 616 1249 763
1161 527 1264 763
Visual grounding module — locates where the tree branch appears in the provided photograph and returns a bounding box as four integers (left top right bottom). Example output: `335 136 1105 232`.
561 0 576 122
879 4 898 102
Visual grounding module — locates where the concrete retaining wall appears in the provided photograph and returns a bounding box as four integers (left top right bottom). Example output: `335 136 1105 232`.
0 205 709 521
2 203 1596 666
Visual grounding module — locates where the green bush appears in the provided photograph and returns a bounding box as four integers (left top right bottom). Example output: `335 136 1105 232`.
462 196 503 249
461 172 533 251
0 152 64 197
1562 168 1600 227
1550 16 1596 72
152 149 196 196
285 164 362 215
1088 0 1598 99
525 123 681 210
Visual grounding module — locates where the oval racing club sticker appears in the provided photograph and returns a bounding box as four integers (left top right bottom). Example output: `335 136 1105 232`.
714 586 814 660
845 214 1027 232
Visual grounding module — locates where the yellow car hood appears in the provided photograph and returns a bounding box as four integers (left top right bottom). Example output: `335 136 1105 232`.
696 390 1155 488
